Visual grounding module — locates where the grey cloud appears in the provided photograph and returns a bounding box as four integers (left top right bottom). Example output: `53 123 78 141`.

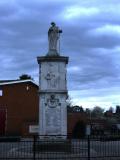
0 2 18 18
67 47 118 91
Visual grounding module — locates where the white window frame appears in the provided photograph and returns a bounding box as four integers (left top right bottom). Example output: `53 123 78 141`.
0 90 3 96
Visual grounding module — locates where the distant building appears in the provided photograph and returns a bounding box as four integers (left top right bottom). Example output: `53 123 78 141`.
0 80 39 136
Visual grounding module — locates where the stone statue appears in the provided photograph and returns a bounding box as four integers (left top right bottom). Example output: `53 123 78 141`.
48 22 62 55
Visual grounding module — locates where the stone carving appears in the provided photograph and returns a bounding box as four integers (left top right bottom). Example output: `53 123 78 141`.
45 63 60 88
48 22 62 55
45 72 60 88
45 72 56 88
45 95 61 108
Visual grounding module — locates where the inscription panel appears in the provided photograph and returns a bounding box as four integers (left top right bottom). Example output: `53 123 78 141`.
45 107 61 135
44 94 61 135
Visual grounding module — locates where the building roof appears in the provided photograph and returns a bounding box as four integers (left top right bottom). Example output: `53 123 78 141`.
0 79 38 87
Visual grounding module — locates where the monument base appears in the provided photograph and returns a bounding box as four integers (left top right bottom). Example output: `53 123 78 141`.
35 139 71 152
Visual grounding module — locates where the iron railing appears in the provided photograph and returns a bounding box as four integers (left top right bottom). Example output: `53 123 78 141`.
0 135 120 159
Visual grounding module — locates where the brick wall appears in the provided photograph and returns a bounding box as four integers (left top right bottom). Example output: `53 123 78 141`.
0 82 39 136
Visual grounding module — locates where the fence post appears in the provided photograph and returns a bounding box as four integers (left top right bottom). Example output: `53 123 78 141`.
88 135 90 160
33 135 36 160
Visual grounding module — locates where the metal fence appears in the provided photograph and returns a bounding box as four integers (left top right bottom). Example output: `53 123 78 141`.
0 135 120 159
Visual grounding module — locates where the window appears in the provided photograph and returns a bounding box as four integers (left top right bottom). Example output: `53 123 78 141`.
0 90 3 96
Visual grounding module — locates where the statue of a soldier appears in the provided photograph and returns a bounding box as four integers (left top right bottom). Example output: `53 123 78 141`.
47 22 62 56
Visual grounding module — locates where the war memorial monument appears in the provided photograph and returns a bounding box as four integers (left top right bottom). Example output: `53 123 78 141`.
37 22 69 138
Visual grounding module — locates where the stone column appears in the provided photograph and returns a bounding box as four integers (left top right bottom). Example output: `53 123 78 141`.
37 56 69 138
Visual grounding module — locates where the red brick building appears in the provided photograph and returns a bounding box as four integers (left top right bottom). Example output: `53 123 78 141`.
0 80 39 136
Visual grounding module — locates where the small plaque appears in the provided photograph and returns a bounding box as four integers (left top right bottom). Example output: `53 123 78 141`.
29 125 39 133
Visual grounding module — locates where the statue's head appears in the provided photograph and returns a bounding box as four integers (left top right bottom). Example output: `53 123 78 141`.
51 22 56 27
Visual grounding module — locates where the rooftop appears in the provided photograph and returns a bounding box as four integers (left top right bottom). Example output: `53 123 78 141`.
0 79 38 87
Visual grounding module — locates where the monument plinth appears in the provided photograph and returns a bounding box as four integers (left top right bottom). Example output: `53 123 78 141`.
37 22 69 138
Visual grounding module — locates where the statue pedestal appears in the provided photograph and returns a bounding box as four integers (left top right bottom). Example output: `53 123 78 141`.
37 55 69 137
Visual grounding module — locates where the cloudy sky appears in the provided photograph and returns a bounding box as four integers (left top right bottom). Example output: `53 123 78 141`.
0 0 120 109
